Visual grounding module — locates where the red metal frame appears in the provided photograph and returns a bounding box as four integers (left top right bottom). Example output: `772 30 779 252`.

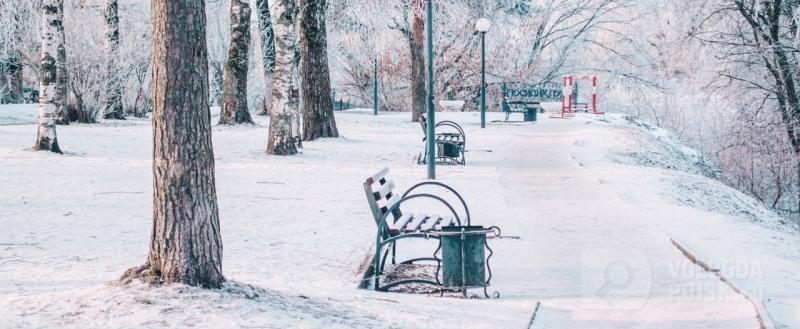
552 75 603 119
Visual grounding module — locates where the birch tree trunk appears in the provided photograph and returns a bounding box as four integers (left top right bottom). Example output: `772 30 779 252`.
267 0 300 155
55 0 69 124
34 0 62 153
219 0 254 125
256 0 275 116
122 0 224 288
410 0 425 123
103 0 124 120
298 0 338 140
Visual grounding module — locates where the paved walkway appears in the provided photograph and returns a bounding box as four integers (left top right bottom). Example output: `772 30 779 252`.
429 115 762 328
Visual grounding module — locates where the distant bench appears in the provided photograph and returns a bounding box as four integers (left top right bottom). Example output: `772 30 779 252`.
501 82 562 122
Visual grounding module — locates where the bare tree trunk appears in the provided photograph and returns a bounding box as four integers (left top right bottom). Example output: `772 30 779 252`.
298 0 338 140
102 0 124 120
210 60 224 106
256 0 275 116
1 11 23 104
55 0 69 124
410 0 425 122
267 0 300 155
0 55 22 104
122 0 223 288
1 12 24 104
35 0 63 153
219 0 254 125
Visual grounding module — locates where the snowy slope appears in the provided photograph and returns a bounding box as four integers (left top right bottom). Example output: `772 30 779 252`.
1 104 798 328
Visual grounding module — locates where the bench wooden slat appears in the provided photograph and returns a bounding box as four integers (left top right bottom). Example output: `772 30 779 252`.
388 213 415 236
412 214 436 232
401 213 427 232
420 215 444 232
379 193 400 215
367 167 390 185
439 216 457 229
374 179 395 200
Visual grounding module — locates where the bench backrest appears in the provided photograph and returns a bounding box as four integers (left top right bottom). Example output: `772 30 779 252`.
363 168 403 237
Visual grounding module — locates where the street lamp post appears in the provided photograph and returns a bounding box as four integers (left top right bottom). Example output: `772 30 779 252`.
426 0 436 179
373 57 378 116
475 18 491 129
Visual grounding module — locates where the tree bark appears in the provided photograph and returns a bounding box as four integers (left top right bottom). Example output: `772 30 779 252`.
55 0 69 124
35 0 63 153
256 0 275 116
298 0 338 140
0 10 23 104
102 0 124 120
219 0 254 125
210 60 224 106
0 11 24 104
0 54 23 104
267 0 300 155
122 0 224 288
410 0 426 122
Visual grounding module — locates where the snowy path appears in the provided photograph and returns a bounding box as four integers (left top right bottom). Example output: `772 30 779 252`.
1 105 798 328
469 120 761 328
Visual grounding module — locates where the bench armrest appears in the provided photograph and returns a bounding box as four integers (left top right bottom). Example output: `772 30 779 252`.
379 193 463 231
401 181 471 226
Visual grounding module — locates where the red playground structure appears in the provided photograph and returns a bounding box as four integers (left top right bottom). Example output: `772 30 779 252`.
553 75 604 119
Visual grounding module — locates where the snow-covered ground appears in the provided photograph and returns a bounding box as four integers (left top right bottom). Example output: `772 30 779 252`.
1 104 798 328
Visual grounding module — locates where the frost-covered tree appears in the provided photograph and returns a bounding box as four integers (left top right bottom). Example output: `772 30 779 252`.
34 0 63 153
219 0 254 125
54 0 69 124
695 0 800 220
387 0 425 121
298 0 338 139
0 4 25 104
122 0 224 288
267 0 301 155
102 0 124 120
256 0 275 116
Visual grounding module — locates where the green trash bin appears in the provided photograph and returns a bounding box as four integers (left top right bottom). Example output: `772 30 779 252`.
439 143 461 158
524 108 538 122
440 226 487 289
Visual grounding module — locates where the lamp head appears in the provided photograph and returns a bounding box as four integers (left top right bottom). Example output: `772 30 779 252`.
475 18 491 33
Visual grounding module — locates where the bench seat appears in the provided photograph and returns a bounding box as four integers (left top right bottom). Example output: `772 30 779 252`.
387 213 458 236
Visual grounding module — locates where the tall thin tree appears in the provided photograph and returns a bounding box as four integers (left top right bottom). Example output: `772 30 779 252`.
122 0 224 288
0 10 24 104
103 0 124 120
298 0 338 140
34 0 63 153
256 0 275 116
267 0 300 155
55 0 69 124
219 0 254 125
409 0 425 122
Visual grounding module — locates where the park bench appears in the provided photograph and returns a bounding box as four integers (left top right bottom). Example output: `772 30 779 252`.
502 100 542 122
418 115 466 165
363 167 471 291
501 82 562 122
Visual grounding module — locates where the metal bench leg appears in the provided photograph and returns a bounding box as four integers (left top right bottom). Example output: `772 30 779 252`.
392 242 397 265
374 235 382 290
